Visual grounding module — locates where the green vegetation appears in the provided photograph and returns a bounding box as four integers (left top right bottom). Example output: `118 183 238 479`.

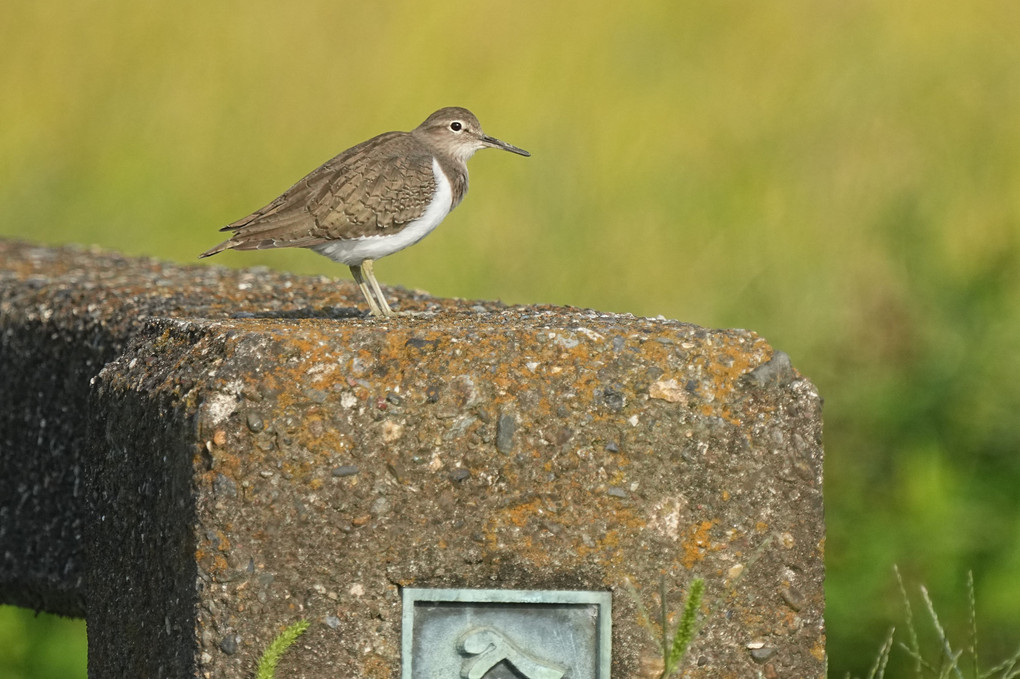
625 576 708 678
658 579 706 679
1 2 1018 677
256 620 310 679
850 569 1020 679
662 579 705 678
0 608 87 679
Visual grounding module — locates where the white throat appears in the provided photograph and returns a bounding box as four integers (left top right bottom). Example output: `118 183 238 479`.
311 158 454 266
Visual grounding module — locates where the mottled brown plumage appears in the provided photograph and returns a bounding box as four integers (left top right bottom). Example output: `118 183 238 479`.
200 107 529 317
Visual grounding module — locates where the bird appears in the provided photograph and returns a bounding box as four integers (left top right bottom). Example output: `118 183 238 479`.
199 107 530 317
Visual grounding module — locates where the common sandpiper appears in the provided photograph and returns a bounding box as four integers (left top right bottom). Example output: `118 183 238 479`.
200 107 530 317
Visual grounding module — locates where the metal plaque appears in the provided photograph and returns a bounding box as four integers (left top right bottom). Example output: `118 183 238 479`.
402 588 612 679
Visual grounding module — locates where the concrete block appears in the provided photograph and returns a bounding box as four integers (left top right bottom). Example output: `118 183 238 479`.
0 240 825 677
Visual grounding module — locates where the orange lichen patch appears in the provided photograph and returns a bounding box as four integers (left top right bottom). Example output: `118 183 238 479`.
206 446 244 480
197 529 232 554
779 607 802 632
572 537 593 560
361 653 392 679
705 335 770 391
483 491 647 571
633 333 770 424
511 534 541 562
197 544 230 575
680 520 716 569
506 498 543 527
600 528 622 550
755 520 769 533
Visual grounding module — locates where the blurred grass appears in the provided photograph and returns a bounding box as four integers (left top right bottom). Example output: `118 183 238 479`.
2 1 1018 676
0 607 86 679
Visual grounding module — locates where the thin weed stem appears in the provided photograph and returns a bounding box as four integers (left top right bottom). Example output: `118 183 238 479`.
896 565 923 678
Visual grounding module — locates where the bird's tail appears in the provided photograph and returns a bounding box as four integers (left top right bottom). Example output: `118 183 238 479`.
198 239 232 259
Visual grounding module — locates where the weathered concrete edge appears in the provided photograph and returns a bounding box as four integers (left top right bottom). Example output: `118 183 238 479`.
85 328 205 677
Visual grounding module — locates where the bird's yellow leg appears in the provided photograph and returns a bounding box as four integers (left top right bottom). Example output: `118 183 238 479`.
349 264 385 317
362 259 394 317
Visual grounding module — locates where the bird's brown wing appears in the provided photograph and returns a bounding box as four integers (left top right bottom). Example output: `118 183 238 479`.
200 132 437 257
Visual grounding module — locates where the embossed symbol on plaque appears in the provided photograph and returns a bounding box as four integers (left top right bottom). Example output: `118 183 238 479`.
459 627 566 679
402 588 611 679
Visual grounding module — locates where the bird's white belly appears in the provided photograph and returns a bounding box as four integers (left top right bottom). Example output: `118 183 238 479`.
311 158 453 266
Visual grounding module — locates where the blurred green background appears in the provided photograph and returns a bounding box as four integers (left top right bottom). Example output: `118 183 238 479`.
2 1 1018 676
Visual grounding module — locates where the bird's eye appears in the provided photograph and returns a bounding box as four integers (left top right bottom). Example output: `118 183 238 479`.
450 121 463 132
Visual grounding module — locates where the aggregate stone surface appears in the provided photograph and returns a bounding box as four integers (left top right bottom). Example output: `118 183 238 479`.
1 239 825 678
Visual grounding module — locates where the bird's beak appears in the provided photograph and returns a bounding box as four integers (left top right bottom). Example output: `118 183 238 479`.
481 134 531 157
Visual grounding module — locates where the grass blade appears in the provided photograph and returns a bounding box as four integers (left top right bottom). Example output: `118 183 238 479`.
660 578 705 679
896 565 923 678
920 585 963 679
866 627 895 679
256 619 310 679
621 576 660 648
967 571 978 679
660 577 669 660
